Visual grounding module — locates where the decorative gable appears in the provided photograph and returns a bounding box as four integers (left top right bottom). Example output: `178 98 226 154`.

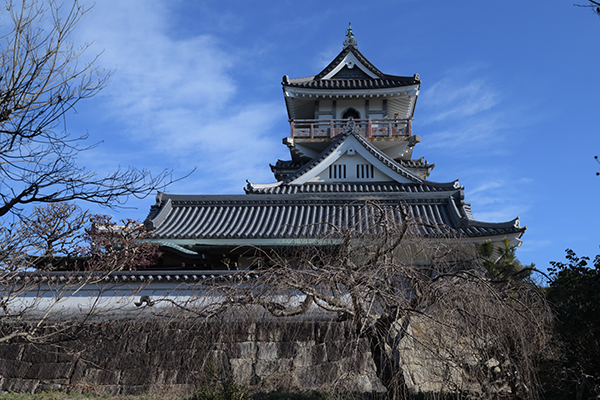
310 151 394 183
279 122 422 186
321 51 380 80
330 65 373 80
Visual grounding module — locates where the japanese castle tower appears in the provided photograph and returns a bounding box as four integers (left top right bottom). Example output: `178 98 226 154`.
144 26 525 270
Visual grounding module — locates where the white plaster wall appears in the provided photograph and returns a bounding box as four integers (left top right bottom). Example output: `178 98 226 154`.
336 99 366 119
319 101 332 112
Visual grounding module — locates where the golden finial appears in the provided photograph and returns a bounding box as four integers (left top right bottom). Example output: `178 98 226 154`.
343 23 358 48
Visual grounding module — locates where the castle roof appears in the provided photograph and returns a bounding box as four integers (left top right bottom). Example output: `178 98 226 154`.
145 122 524 245
284 45 419 90
144 26 525 256
144 191 523 243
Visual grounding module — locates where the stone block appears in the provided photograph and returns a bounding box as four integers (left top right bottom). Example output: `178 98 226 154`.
230 358 254 384
115 351 150 370
2 378 39 393
24 362 74 380
326 340 346 362
97 384 122 396
278 341 296 358
218 321 252 342
237 341 257 358
35 382 63 393
314 343 327 364
120 367 153 386
125 332 149 354
174 369 195 385
209 349 231 373
56 351 78 363
314 322 334 343
0 343 23 361
294 367 320 389
188 348 214 370
343 375 373 392
153 369 179 386
281 322 315 342
254 359 292 378
0 359 31 378
293 346 312 368
82 368 121 386
257 342 278 361
20 345 57 363
154 350 186 369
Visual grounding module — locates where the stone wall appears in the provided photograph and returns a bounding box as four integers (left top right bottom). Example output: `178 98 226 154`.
0 319 386 396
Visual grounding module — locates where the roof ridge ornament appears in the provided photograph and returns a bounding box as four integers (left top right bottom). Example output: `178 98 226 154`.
343 23 358 48
344 118 360 135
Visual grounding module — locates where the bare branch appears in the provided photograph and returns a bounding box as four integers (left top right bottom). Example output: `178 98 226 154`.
0 0 176 218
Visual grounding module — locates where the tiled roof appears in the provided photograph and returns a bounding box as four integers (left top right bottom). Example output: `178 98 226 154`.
271 160 304 170
270 160 305 181
317 46 384 79
3 270 258 284
244 181 458 195
284 46 419 90
144 192 524 241
399 158 434 169
285 76 418 90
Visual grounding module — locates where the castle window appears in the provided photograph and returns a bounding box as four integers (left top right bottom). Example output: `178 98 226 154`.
356 164 374 179
329 164 346 179
342 108 360 120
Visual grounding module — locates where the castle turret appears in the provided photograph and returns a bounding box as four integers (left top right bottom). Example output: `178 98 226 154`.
277 24 433 180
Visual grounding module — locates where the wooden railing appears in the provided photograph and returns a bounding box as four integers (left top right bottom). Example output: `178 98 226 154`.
290 118 412 139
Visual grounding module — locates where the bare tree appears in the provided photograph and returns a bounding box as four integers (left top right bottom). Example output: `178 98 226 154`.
0 202 159 344
574 0 600 17
153 202 552 399
20 202 89 260
0 0 172 219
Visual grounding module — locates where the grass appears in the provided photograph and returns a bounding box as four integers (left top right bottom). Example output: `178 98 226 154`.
0 393 188 400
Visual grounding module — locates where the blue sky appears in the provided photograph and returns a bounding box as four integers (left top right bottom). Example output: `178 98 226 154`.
65 0 600 272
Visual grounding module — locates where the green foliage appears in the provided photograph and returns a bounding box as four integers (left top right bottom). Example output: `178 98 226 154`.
477 238 533 280
545 249 600 398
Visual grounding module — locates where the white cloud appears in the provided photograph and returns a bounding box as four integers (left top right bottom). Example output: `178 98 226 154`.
416 67 516 155
461 176 530 223
424 78 499 123
70 0 287 203
423 114 509 152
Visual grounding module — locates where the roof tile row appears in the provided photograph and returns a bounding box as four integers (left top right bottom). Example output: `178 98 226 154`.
148 196 523 241
286 77 417 90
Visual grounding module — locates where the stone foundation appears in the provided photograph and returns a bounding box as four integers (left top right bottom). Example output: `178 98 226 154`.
0 319 386 395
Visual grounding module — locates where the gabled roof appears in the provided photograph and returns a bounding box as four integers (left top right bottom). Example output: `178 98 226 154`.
144 119 525 244
143 27 526 250
284 45 420 90
246 121 426 193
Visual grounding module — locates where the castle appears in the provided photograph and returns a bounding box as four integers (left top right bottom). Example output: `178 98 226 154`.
143 25 525 270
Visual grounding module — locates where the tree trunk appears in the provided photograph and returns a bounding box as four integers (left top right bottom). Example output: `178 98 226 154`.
369 335 409 400
364 315 410 400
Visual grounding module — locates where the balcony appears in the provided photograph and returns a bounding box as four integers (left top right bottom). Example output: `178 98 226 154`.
289 118 412 139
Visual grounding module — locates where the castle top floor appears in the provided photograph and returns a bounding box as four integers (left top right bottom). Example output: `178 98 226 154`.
282 24 420 142
281 24 422 161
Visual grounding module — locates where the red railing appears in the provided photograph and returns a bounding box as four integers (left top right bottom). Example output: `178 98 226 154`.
290 118 412 139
